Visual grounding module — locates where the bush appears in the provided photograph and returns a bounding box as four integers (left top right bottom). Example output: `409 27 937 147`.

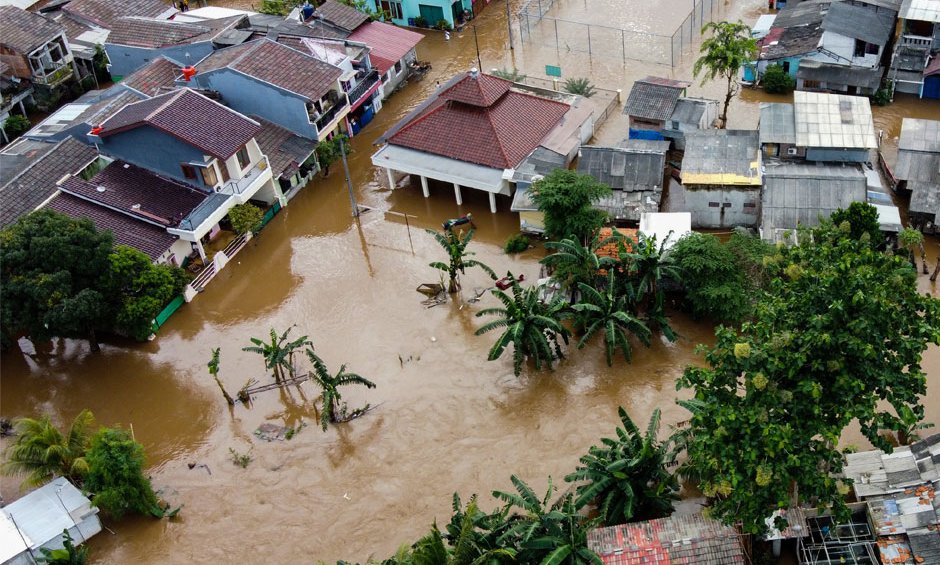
83 428 159 519
563 77 596 97
504 233 530 254
414 15 427 27
491 68 526 82
436 19 452 30
873 81 892 106
227 203 264 235
3 115 30 140
258 0 289 15
761 63 794 94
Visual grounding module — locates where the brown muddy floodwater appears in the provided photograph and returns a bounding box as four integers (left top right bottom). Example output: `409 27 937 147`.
3 0 940 562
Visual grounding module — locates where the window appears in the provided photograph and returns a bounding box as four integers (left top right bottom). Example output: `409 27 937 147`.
395 60 403 75
236 146 251 170
341 78 353 92
382 71 390 84
802 79 821 89
181 164 197 180
854 39 866 57
380 0 403 19
200 164 218 187
708 202 720 208
782 61 790 74
743 202 757 209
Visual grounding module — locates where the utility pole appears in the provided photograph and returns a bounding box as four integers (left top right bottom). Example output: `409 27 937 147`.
472 25 483 71
340 136 359 218
506 0 514 49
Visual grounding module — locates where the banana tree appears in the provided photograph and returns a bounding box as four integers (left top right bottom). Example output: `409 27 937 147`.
305 348 376 431
426 228 496 293
571 271 651 366
242 327 310 384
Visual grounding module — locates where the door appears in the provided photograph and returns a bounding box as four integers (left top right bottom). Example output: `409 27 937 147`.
924 76 940 99
418 3 445 25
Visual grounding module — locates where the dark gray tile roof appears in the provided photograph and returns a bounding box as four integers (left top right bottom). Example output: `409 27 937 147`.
759 102 796 145
796 60 884 91
252 116 317 179
623 77 689 121
822 1 896 46
899 118 940 154
59 160 208 226
107 15 246 49
0 138 99 228
509 146 567 183
681 130 761 176
0 6 64 54
761 162 867 237
63 0 174 29
195 38 342 101
577 145 665 191
120 56 180 97
249 14 350 41
46 192 178 260
99 88 261 159
313 0 368 31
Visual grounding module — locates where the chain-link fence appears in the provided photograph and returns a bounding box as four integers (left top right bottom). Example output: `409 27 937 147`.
518 0 725 68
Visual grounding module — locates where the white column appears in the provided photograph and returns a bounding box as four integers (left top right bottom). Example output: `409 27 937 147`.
420 175 429 198
453 183 463 206
488 192 497 213
195 240 208 262
386 167 395 189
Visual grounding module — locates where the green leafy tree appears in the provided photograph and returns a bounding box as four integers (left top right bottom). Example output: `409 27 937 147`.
693 21 757 128
571 271 651 366
829 201 882 246
426 228 495 293
338 0 386 20
898 226 924 267
529 170 611 243
563 78 596 98
492 68 526 82
565 408 679 527
615 234 680 340
242 327 311 384
37 529 89 565
492 476 601 565
208 348 235 405
540 233 620 292
305 348 376 430
677 222 940 534
258 0 289 16
761 63 794 94
2 410 95 489
4 114 31 140
315 133 350 177
227 203 264 235
83 427 159 519
92 44 110 82
1 210 113 350
475 279 571 377
106 246 188 340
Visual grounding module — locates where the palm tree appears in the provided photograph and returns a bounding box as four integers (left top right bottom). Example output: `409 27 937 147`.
475 279 571 377
426 228 496 293
564 407 680 527
571 271 651 366
615 234 680 340
563 77 596 98
540 233 621 292
2 409 95 488
242 327 310 384
305 348 376 431
493 476 601 565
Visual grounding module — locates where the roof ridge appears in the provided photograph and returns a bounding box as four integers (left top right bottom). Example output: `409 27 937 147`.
145 89 185 121
483 107 512 168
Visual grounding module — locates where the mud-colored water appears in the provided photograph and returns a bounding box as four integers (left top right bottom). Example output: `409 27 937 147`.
2 0 940 562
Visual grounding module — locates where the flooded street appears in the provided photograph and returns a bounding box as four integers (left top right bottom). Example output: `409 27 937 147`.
3 0 940 562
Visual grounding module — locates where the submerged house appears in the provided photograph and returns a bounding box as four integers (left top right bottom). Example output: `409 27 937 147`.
792 91 878 163
348 21 424 102
373 70 592 214
747 0 828 82
187 38 352 141
623 77 717 147
579 140 669 223
889 0 940 98
673 130 762 229
0 6 79 89
0 477 102 565
896 118 940 230
363 0 475 30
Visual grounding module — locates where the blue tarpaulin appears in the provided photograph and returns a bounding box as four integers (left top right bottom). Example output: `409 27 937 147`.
629 128 666 141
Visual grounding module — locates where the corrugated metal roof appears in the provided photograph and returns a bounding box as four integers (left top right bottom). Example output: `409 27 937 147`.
909 181 940 218
899 118 940 154
681 130 762 186
895 151 940 183
623 77 688 121
796 60 884 91
510 146 567 183
793 91 878 149
2 477 93 552
822 1 896 46
577 145 665 191
900 0 940 23
760 162 866 237
759 102 796 145
670 98 712 126
843 433 940 499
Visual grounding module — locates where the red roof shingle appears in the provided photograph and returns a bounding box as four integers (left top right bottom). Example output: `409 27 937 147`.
0 6 64 54
63 0 174 29
120 56 180 96
99 88 261 159
106 15 245 48
388 72 569 169
313 0 369 31
348 21 423 74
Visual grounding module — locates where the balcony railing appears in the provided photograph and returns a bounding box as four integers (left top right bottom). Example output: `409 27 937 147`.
315 99 348 132
900 34 933 48
217 157 269 196
178 192 233 232
347 70 380 107
32 61 73 86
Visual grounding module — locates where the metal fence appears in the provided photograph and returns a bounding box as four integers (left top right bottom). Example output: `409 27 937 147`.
517 0 724 68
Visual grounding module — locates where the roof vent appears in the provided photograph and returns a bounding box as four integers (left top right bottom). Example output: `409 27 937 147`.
89 126 103 135
181 66 197 81
132 204 141 210
96 186 106 193
469 67 479 79
123 163 130 168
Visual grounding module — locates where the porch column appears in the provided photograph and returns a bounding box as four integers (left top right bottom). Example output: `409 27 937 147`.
420 175 429 198
453 183 463 206
488 192 497 214
17 100 25 114
195 240 208 262
386 167 395 189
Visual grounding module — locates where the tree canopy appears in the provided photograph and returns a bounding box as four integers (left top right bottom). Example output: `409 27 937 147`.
677 221 940 534
529 170 611 243
83 427 159 519
693 21 757 128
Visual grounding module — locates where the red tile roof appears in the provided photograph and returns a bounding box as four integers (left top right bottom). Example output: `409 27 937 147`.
348 21 423 74
388 72 569 169
120 56 180 96
196 39 342 102
313 0 369 31
0 6 64 54
99 88 261 159
107 14 245 48
588 514 747 565
47 192 178 260
63 0 174 29
252 116 317 179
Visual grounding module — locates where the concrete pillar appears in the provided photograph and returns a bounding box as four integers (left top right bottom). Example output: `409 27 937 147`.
453 183 463 206
195 239 208 262
386 167 395 189
488 192 497 214
420 175 429 198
